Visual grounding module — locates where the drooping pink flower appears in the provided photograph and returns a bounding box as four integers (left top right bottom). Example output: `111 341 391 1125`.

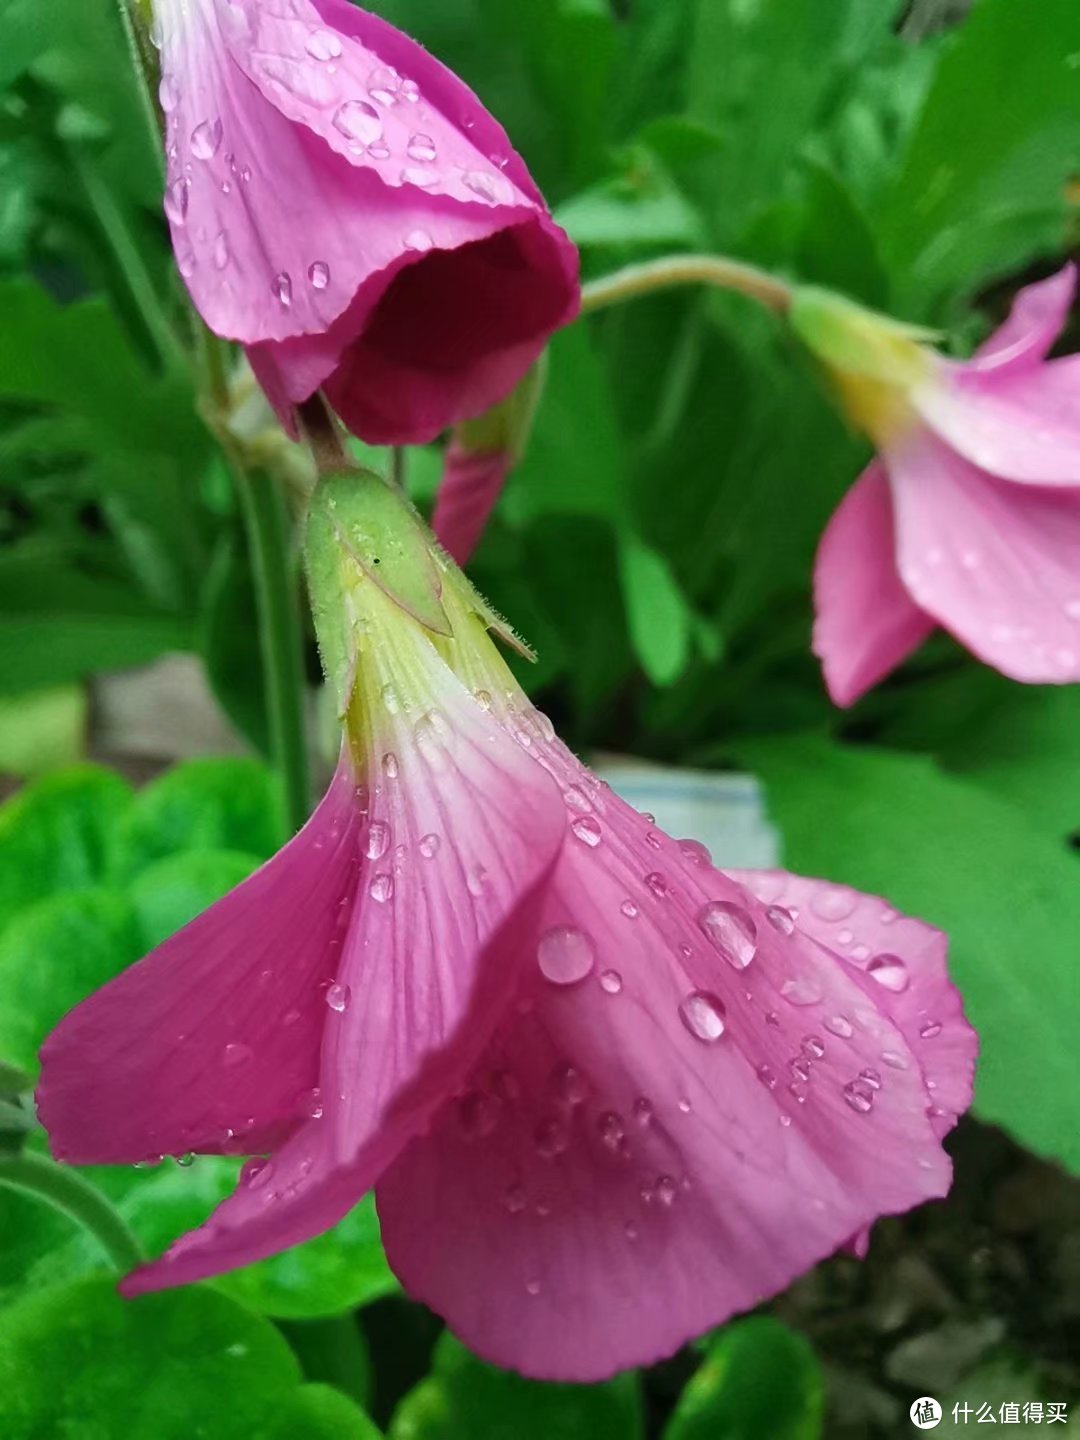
38 475 976 1380
431 439 513 565
804 266 1080 705
153 0 579 443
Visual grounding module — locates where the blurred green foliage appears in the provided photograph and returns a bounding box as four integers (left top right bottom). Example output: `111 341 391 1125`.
1 0 1080 1434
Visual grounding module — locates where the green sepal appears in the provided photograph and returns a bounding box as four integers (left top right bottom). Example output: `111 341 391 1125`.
305 471 451 715
789 286 935 385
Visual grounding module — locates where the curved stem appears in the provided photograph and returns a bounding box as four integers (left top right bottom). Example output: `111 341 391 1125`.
580 254 793 318
0 1151 143 1273
235 467 312 835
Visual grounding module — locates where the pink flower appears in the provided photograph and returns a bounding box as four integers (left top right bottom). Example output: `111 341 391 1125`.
804 266 1080 705
154 0 579 443
431 440 511 565
38 476 975 1380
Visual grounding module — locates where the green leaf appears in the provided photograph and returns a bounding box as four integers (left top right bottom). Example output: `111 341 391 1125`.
130 849 262 949
0 889 140 1076
742 734 1080 1172
389 1332 643 1440
0 766 132 938
111 758 283 879
664 1317 824 1440
200 533 271 756
0 1276 381 1439
618 531 693 686
0 684 85 777
878 0 1080 314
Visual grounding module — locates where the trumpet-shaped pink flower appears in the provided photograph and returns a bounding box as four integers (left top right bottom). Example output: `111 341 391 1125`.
38 476 975 1380
805 266 1080 705
153 0 578 443
431 439 512 565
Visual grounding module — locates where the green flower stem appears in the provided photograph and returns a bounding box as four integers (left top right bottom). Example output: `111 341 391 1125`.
0 1150 143 1273
579 254 793 318
114 0 164 162
235 466 312 835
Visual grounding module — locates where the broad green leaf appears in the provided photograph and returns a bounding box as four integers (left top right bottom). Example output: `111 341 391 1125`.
0 1276 380 1439
111 758 283 879
879 0 1080 314
742 734 1080 1172
556 158 707 251
389 1332 644 1440
0 889 140 1075
0 766 132 937
130 849 262 949
0 684 85 776
618 531 693 686
665 1317 824 1440
200 533 271 756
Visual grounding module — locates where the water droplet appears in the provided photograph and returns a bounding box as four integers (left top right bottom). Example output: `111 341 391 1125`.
597 1111 624 1151
619 899 639 920
655 1175 678 1207
191 118 223 160
571 816 602 847
461 169 502 203
645 871 669 899
177 1152 195 1167
790 1057 812 1083
624 1221 639 1241
400 165 438 189
537 925 595 986
524 1278 541 1297
466 866 488 897
366 820 390 859
778 1112 792 1127
367 142 390 160
765 905 795 935
810 885 858 922
333 99 383 144
303 1087 324 1120
414 710 450 768
326 983 350 1013
164 178 190 225
504 1183 527 1214
644 828 662 849
859 1067 882 1090
882 1050 908 1069
801 1035 826 1059
678 990 727 1043
599 969 623 995
407 133 437 162
240 1158 269 1188
273 272 292 306
369 873 394 903
564 786 590 812
474 688 493 710
368 66 401 104
757 1063 777 1089
552 1062 588 1107
308 260 330 290
177 249 196 278
843 1080 874 1114
920 1020 942 1040
678 1096 692 1114
404 228 434 252
213 231 230 270
678 838 711 866
457 1090 497 1140
824 1014 854 1038
223 1041 252 1067
632 1096 654 1125
419 833 440 859
159 75 180 111
698 901 757 969
306 28 343 60
400 78 420 102
866 952 909 993
780 976 823 1007
534 1117 568 1158
240 164 252 182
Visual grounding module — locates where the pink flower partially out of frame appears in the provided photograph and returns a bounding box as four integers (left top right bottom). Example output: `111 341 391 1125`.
152 0 579 443
38 479 976 1381
811 266 1080 705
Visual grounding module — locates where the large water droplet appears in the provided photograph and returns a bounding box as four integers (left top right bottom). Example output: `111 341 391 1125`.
843 1080 874 1113
366 820 390 860
780 976 823 1007
537 926 595 986
407 132 437 162
333 99 383 144
164 178 190 225
368 66 401 104
369 873 394 903
678 990 727 1043
273 272 292 307
571 815 602 847
698 901 757 969
678 838 711 867
306 29 343 60
810 885 858 922
866 952 909 993
308 260 330 290
191 118 223 160
326 982 350 1013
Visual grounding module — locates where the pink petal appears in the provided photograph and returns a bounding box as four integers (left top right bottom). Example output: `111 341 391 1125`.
377 744 970 1380
432 442 513 565
969 264 1076 374
119 636 566 1295
37 763 367 1165
888 431 1080 684
159 0 577 444
813 463 935 707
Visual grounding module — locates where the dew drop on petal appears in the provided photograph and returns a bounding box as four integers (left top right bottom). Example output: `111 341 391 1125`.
213 231 229 270
164 178 189 225
801 1035 826 1059
333 99 383 144
525 1279 541 1297
824 1014 854 1038
534 1117 568 1158
920 1020 943 1039
504 1183 527 1214
698 901 757 969
632 1096 654 1125
240 1158 269 1188
843 1080 874 1114
564 785 590 812
381 752 398 779
190 118 223 160
597 1111 625 1150
273 272 292 307
655 1175 678 1207
406 133 437 162
223 1042 252 1067
599 969 623 995
552 1062 588 1107
326 982 350 1013
419 833 440 859
571 816 602 847
780 976 823 1007
366 820 390 860
646 871 669 899
765 905 795 936
620 899 639 919
159 75 180 111
404 228 434 253
866 952 910 992
369 873 394 903
678 838 711 866
537 926 596 986
810 885 858 921
882 1050 908 1069
306 28 343 59
757 1063 777 1089
368 67 401 105
176 1152 195 1168
466 866 488 897
308 260 330 290
678 990 727 1043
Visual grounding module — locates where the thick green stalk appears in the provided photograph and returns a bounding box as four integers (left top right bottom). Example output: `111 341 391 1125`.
580 254 793 317
0 1151 143 1273
235 468 312 835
